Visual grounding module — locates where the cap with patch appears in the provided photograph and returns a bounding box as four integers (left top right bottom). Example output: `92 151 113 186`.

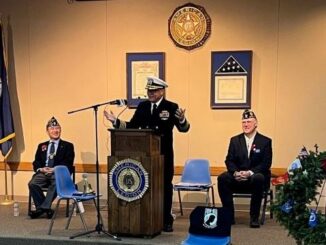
46 116 60 128
242 109 256 120
145 76 168 90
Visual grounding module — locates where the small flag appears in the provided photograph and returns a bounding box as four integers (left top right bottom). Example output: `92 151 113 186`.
216 55 247 74
0 22 15 158
298 146 309 158
287 159 302 173
308 209 317 228
281 200 293 214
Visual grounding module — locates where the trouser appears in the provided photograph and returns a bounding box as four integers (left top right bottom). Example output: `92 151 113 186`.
28 172 57 210
218 171 265 219
163 155 174 226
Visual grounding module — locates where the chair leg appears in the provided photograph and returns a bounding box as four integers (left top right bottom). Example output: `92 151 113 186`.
211 187 215 207
65 202 75 230
66 199 70 217
260 193 268 225
270 190 274 219
178 190 183 216
76 201 88 231
205 190 210 206
28 191 32 216
48 199 62 235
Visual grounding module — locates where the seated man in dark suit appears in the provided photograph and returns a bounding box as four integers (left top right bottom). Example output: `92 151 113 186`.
28 117 75 219
218 110 272 228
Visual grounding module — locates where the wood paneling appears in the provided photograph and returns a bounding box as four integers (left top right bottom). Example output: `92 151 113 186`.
1 161 286 176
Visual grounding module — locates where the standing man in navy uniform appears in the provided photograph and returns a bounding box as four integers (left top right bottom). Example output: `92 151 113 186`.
105 77 190 232
218 110 272 228
28 117 75 219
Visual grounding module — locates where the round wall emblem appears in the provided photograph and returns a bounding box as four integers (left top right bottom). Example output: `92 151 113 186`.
168 3 211 50
109 158 149 202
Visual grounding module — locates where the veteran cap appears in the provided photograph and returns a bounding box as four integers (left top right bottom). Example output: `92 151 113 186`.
46 116 60 128
145 76 168 90
242 109 256 120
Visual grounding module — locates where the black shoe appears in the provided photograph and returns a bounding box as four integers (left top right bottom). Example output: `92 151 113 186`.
30 209 45 219
250 217 260 228
46 209 54 219
163 224 173 232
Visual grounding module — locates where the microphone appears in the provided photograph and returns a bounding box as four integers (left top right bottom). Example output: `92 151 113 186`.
108 99 128 107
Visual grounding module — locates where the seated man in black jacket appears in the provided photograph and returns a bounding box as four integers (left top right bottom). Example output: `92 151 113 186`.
28 117 75 219
218 110 272 228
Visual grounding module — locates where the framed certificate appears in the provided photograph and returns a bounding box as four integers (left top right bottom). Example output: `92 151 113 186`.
211 50 252 109
127 52 165 108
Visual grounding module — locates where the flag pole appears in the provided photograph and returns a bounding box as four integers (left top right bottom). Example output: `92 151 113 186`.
0 158 14 205
0 16 15 206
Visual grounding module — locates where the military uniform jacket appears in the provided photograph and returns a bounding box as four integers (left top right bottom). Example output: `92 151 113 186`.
32 139 75 174
225 132 272 177
117 98 190 158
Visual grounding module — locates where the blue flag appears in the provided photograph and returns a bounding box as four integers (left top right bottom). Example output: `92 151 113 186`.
0 23 15 158
287 158 302 173
308 209 317 228
281 200 293 214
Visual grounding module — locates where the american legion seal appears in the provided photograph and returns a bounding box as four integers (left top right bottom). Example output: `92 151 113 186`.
109 158 149 202
168 2 211 50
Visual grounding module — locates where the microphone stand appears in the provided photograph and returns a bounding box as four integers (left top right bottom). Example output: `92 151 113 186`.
68 101 121 240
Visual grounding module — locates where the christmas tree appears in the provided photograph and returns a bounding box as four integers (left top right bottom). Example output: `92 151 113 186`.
271 146 326 245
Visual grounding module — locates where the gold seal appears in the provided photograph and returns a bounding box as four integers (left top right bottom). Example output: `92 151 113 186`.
168 3 211 50
118 168 140 193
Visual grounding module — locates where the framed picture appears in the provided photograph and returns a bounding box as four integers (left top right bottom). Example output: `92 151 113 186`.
211 50 253 109
127 52 165 108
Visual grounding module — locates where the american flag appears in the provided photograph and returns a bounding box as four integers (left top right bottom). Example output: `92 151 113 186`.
216 56 247 74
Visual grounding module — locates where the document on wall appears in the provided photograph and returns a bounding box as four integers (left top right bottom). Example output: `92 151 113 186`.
131 61 159 99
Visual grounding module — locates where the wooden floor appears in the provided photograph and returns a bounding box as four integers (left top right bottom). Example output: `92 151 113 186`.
0 202 296 245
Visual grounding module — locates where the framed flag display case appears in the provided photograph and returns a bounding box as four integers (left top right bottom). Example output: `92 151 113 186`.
211 50 253 109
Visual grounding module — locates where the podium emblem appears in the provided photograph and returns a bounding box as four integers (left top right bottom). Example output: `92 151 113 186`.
109 158 149 202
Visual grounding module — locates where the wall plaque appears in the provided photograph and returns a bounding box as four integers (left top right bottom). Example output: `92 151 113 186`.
168 2 211 50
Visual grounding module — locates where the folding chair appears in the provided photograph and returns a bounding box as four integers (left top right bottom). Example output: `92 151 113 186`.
181 206 232 245
48 165 98 235
28 165 75 217
174 159 215 216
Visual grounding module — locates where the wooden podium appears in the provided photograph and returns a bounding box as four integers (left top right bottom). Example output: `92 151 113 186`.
107 129 163 237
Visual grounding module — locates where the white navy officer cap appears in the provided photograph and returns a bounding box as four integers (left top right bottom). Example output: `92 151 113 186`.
145 76 168 90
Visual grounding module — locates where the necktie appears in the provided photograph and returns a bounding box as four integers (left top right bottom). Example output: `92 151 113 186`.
47 142 55 167
152 104 158 115
247 143 250 157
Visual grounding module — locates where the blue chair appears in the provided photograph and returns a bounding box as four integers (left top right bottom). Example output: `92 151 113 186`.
28 166 75 217
174 159 215 216
181 206 232 245
48 165 98 235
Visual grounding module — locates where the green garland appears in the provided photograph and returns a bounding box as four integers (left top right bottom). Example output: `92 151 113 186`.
271 149 326 245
